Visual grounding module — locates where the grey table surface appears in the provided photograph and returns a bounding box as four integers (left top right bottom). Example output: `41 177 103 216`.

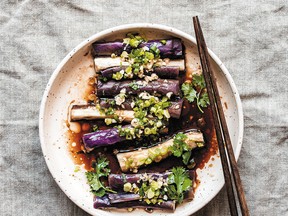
0 0 287 215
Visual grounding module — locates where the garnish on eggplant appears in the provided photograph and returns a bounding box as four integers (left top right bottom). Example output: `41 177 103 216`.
108 172 171 190
116 130 204 172
70 99 183 121
94 57 185 72
99 98 183 119
93 169 195 211
108 170 195 191
99 66 180 80
97 79 180 97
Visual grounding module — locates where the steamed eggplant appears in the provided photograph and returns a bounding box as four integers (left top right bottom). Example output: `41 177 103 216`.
94 170 195 210
94 57 185 72
83 125 168 152
83 127 126 152
139 39 183 59
108 172 171 190
107 192 141 204
99 98 183 119
70 99 183 121
116 130 204 172
97 79 180 97
108 170 195 190
94 195 176 211
70 105 134 122
99 66 180 79
92 38 183 59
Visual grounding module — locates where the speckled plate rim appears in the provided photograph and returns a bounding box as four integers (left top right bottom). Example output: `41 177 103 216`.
39 23 244 216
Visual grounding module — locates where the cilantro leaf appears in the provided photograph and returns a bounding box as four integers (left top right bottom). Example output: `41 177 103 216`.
169 133 194 165
169 132 188 158
181 82 197 103
94 188 106 197
85 156 116 197
96 156 110 177
182 177 192 192
198 92 210 107
186 88 197 103
167 167 192 203
182 151 192 165
181 82 193 96
86 171 103 191
192 74 206 89
181 74 210 113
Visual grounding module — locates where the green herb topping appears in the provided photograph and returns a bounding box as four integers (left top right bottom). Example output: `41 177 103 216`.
167 167 192 203
85 156 116 197
181 74 210 113
136 167 193 204
169 133 193 165
128 81 139 90
117 92 171 141
110 34 163 81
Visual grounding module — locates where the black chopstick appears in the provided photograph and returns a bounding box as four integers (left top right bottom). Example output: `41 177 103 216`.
192 16 249 216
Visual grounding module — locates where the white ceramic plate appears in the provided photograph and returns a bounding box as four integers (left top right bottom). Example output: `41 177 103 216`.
39 23 243 216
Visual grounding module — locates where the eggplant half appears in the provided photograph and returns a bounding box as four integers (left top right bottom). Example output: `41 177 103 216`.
97 79 180 97
94 195 176 211
99 66 180 80
70 105 134 122
83 125 168 152
94 57 185 72
116 130 204 172
70 99 183 121
92 38 183 59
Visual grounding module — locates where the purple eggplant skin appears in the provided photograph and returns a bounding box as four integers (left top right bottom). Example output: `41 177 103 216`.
184 170 196 200
97 79 180 97
168 99 183 119
99 66 127 78
82 127 126 152
91 39 183 59
100 66 180 80
108 170 194 190
108 172 170 190
108 192 141 203
153 66 180 79
83 125 168 152
99 98 183 119
139 39 183 59
92 41 127 56
93 195 176 211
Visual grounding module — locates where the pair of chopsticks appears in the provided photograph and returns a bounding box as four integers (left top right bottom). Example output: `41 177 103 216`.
192 16 249 216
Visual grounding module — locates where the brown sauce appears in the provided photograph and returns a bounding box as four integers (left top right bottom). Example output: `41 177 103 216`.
66 129 95 171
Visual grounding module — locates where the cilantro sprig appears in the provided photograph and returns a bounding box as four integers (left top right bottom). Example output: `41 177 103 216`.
85 156 116 197
181 74 210 113
167 167 192 203
169 133 193 165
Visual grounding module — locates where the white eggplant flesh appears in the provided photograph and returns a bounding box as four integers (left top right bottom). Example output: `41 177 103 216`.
70 105 134 122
